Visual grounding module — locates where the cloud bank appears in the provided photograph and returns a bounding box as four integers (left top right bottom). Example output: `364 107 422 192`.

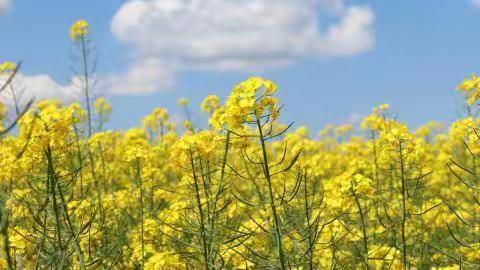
1 0 375 98
107 0 375 94
1 74 80 107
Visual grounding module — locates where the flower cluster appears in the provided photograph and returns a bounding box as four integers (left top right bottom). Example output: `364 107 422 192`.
0 61 16 73
69 19 89 41
458 73 480 105
221 77 279 129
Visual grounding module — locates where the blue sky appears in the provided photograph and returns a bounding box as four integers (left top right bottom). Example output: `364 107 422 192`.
0 0 479 132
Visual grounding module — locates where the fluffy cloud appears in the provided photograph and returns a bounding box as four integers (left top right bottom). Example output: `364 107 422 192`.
316 6 375 56
1 74 79 106
109 0 375 94
0 0 11 14
104 59 175 95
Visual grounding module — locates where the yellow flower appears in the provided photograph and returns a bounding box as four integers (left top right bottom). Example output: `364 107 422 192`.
264 79 277 95
201 95 220 113
457 73 480 105
177 97 189 107
458 74 479 92
335 125 353 137
142 108 169 130
183 120 193 131
379 103 389 110
0 61 16 73
222 77 280 130
124 144 149 162
93 97 112 117
70 19 89 41
467 90 480 105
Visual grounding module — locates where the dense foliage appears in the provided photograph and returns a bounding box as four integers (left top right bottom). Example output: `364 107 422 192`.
0 20 480 270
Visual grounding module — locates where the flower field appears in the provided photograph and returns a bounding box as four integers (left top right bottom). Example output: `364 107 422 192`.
1 20 480 270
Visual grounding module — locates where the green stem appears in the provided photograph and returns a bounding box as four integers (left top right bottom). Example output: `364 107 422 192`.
256 118 286 270
136 159 145 270
189 152 209 270
9 84 20 116
398 140 408 269
55 176 87 270
352 184 369 270
303 171 314 270
0 206 14 270
80 36 92 137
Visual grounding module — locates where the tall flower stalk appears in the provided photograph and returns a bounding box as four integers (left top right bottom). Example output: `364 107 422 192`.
70 19 93 137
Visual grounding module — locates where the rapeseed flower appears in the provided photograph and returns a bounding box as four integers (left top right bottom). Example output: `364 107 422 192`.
70 19 89 41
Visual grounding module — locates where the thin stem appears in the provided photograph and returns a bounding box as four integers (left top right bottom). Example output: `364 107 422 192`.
303 171 314 270
46 146 64 265
189 152 209 270
256 117 286 270
0 206 14 270
398 140 408 269
80 36 92 137
352 184 370 270
135 159 145 270
9 84 20 116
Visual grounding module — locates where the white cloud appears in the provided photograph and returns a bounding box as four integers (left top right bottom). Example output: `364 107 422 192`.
0 0 11 14
103 59 175 95
109 0 375 94
317 6 375 56
1 74 80 106
472 0 480 8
